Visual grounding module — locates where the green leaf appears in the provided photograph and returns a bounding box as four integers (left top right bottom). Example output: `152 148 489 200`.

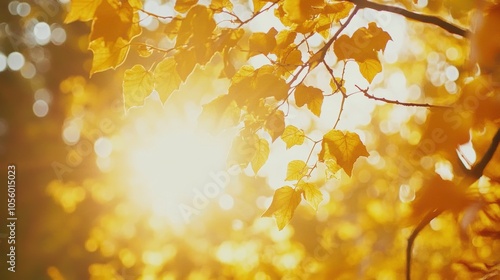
123 64 154 110
262 186 302 230
318 130 369 176
154 57 182 103
286 160 307 181
297 181 323 211
281 125 305 149
251 138 270 174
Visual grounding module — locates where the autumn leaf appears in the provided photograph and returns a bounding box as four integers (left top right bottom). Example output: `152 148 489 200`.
286 160 308 181
282 0 325 23
64 0 103 23
136 45 153 58
281 125 305 149
324 159 341 179
294 84 324 117
175 0 198 13
265 110 286 142
251 138 270 174
262 186 302 230
357 59 382 83
248 28 278 56
89 0 141 44
227 135 258 167
123 65 154 110
319 130 369 176
88 37 130 76
210 0 233 12
154 58 182 103
199 95 240 133
297 181 323 211
175 48 198 81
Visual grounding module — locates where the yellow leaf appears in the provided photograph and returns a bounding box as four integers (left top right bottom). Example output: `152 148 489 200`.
251 138 270 174
89 0 141 44
324 159 341 179
227 135 258 167
281 125 305 149
252 0 270 13
286 160 307 181
297 181 323 211
319 130 369 176
357 59 382 83
232 65 255 84
128 0 143 9
199 95 240 133
123 64 154 110
88 37 130 75
248 28 277 56
324 1 354 22
137 44 153 57
64 0 103 23
210 0 233 12
175 0 198 13
154 58 182 103
262 186 302 230
175 48 198 81
265 110 286 142
294 84 324 117
276 30 297 50
283 0 324 23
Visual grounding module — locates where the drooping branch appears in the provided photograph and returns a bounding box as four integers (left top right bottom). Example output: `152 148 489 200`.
346 0 470 37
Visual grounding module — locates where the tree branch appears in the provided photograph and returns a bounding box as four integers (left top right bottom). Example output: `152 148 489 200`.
346 0 470 37
356 86 450 108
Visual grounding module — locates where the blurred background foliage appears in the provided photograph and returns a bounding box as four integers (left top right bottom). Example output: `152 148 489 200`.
1 0 500 279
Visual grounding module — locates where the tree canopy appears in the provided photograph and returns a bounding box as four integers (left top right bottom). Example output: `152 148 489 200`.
1 0 500 279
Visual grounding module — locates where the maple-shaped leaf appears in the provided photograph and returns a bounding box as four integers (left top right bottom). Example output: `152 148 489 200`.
294 84 324 117
123 64 154 110
286 160 308 181
248 28 278 56
318 130 369 176
154 57 182 103
262 186 302 230
251 138 270 174
199 95 240 133
64 0 103 23
281 125 305 149
175 0 198 13
88 37 130 75
265 110 286 142
357 58 382 83
297 181 323 211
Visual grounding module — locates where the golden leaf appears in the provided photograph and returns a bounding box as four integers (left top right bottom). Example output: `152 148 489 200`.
199 95 240 133
262 186 302 230
357 59 382 83
319 130 369 176
297 181 323 211
175 0 198 13
64 0 103 23
123 64 154 110
248 28 278 56
286 160 308 181
88 37 130 76
154 57 182 103
294 84 324 117
281 125 305 149
251 138 270 174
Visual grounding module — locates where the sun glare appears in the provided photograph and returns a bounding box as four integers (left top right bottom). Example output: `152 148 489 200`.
120 99 232 226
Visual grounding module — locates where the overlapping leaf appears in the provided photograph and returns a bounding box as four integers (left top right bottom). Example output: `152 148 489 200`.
262 186 302 230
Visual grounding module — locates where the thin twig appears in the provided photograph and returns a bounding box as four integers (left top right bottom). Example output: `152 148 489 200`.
356 85 450 108
346 0 469 37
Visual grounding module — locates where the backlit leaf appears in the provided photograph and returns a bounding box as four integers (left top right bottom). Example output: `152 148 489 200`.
265 110 286 142
123 64 154 110
357 59 382 83
88 37 130 75
318 130 369 176
249 28 278 56
64 0 103 23
251 138 270 174
175 0 198 13
199 95 240 133
281 125 305 149
262 186 302 230
175 48 198 81
286 160 308 181
297 181 323 211
210 0 233 12
154 58 182 103
294 84 324 117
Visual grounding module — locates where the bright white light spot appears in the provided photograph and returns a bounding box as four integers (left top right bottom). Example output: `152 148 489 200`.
416 0 428 8
8 1 19 15
219 194 234 210
388 71 406 91
0 53 6 72
94 137 113 158
7 52 25 71
446 47 459 61
445 81 457 93
445 65 459 81
51 27 67 45
458 139 476 169
399 184 415 203
383 42 398 64
16 2 31 17
20 62 36 79
62 123 81 145
33 100 49 117
34 22 51 45
435 161 454 181
430 217 443 231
